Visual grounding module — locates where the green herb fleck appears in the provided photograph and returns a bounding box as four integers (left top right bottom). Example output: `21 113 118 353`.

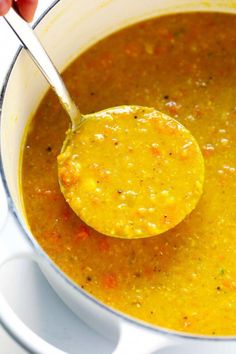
219 268 225 276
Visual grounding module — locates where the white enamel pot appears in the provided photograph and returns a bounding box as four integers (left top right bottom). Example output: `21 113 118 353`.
1 0 236 353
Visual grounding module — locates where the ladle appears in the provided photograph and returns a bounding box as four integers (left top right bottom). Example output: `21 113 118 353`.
4 9 204 239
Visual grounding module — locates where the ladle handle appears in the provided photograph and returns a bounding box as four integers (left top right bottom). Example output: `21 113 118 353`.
3 8 80 129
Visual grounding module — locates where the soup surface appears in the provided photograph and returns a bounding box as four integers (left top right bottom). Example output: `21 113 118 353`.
22 13 236 335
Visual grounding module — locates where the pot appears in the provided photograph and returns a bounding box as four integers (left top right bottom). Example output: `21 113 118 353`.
1 0 236 353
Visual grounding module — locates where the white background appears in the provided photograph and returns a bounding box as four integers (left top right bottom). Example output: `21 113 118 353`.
0 1 114 353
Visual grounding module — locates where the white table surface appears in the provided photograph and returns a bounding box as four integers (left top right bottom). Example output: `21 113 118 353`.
0 1 114 353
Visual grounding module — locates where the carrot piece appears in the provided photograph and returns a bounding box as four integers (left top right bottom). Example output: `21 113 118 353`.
98 237 110 252
151 146 161 157
61 205 73 221
102 273 118 289
74 225 90 242
202 144 215 157
143 266 153 277
59 166 80 187
166 101 181 116
154 41 170 56
165 31 174 42
222 279 236 290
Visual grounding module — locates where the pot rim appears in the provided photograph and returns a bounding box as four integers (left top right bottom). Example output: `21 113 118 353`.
0 0 236 343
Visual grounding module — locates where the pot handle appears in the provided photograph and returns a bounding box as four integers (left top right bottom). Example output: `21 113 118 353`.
0 178 66 353
113 320 174 354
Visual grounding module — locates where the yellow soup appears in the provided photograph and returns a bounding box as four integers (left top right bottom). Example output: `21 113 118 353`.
22 13 236 335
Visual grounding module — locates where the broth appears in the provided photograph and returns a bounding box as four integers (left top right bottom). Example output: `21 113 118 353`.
22 13 236 335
